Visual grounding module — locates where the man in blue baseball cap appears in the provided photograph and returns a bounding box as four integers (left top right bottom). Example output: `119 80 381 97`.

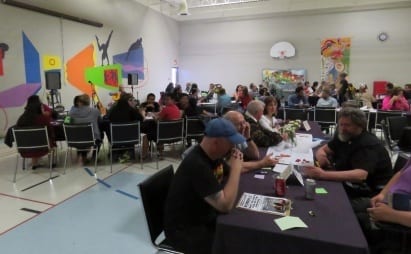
165 118 245 254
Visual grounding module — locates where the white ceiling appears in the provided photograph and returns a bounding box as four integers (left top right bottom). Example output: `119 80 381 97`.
3 0 411 24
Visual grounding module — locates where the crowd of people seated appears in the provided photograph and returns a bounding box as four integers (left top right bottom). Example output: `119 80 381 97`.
9 78 411 254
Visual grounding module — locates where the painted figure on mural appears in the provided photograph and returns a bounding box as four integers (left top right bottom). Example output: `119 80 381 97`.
95 30 113 66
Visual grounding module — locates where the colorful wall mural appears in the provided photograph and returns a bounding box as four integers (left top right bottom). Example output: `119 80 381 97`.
0 30 145 131
320 37 351 83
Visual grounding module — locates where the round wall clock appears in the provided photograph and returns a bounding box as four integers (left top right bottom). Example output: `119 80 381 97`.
378 32 388 42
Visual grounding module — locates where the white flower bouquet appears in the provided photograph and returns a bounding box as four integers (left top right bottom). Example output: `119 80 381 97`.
280 120 301 145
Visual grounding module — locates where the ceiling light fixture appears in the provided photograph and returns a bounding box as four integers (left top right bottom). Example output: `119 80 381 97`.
187 0 265 9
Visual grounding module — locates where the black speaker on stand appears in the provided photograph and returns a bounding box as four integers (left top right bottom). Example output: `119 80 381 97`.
45 71 62 112
128 73 139 104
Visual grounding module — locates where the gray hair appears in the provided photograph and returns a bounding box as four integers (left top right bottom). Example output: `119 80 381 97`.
338 107 367 130
246 100 264 116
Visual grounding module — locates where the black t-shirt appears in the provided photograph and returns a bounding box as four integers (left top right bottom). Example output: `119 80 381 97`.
327 131 392 193
140 102 160 112
108 105 143 123
164 145 228 232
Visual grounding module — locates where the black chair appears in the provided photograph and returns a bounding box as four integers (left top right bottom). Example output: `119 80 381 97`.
374 222 411 254
155 119 184 169
387 116 409 142
63 123 98 174
393 152 410 173
138 165 183 254
374 110 404 138
283 107 309 121
314 107 337 135
220 102 239 116
109 122 142 173
200 103 217 115
185 116 205 146
12 126 55 182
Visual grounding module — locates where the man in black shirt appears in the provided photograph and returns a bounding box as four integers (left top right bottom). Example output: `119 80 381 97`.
164 118 245 254
304 107 392 198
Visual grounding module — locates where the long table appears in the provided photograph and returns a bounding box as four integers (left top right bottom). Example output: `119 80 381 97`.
213 171 369 254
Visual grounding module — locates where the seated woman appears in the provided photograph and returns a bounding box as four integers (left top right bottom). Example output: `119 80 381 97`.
108 93 146 161
259 96 282 133
232 84 243 102
381 86 410 111
68 94 102 165
16 95 55 169
365 158 411 253
155 93 181 121
179 94 214 118
239 86 252 111
356 84 376 109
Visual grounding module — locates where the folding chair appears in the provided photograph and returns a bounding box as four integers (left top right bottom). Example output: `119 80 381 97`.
109 121 142 172
63 123 98 174
387 116 409 142
155 119 184 169
185 116 205 146
374 110 404 138
12 126 55 182
138 165 183 254
314 107 337 135
283 107 309 121
200 103 217 115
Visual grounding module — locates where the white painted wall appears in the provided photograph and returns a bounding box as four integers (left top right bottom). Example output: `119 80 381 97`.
1 3 411 136
179 8 411 95
0 1 179 135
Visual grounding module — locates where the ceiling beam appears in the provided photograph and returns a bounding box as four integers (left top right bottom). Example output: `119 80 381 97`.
2 0 103 27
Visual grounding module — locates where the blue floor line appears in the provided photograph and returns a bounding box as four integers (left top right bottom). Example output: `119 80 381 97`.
115 189 139 200
96 178 112 188
83 167 94 176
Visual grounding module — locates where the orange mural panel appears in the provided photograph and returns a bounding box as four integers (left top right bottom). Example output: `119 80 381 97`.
66 44 95 95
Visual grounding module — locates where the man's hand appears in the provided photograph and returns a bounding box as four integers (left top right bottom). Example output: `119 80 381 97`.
228 148 243 171
259 153 279 168
302 166 324 179
242 122 251 139
316 155 331 168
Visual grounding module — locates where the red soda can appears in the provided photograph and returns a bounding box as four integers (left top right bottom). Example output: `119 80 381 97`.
275 176 286 197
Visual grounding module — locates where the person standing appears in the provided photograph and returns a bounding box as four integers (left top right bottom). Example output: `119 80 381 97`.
337 72 349 105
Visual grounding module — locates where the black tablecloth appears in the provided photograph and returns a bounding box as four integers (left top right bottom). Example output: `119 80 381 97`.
213 172 369 254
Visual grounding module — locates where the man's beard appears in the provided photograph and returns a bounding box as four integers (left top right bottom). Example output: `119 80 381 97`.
338 132 352 142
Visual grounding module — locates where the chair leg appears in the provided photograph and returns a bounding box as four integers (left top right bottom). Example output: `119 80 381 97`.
14 154 19 183
110 147 113 173
139 143 143 170
94 148 98 174
64 148 69 174
48 151 53 180
155 144 159 170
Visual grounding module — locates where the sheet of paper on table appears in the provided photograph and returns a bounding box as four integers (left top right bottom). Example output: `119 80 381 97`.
254 174 265 179
267 134 315 166
274 216 308 231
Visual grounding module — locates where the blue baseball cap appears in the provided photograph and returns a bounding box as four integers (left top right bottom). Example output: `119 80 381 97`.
204 118 246 145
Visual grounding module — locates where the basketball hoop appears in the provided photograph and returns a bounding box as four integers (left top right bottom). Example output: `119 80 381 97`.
279 50 286 59
270 41 296 59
